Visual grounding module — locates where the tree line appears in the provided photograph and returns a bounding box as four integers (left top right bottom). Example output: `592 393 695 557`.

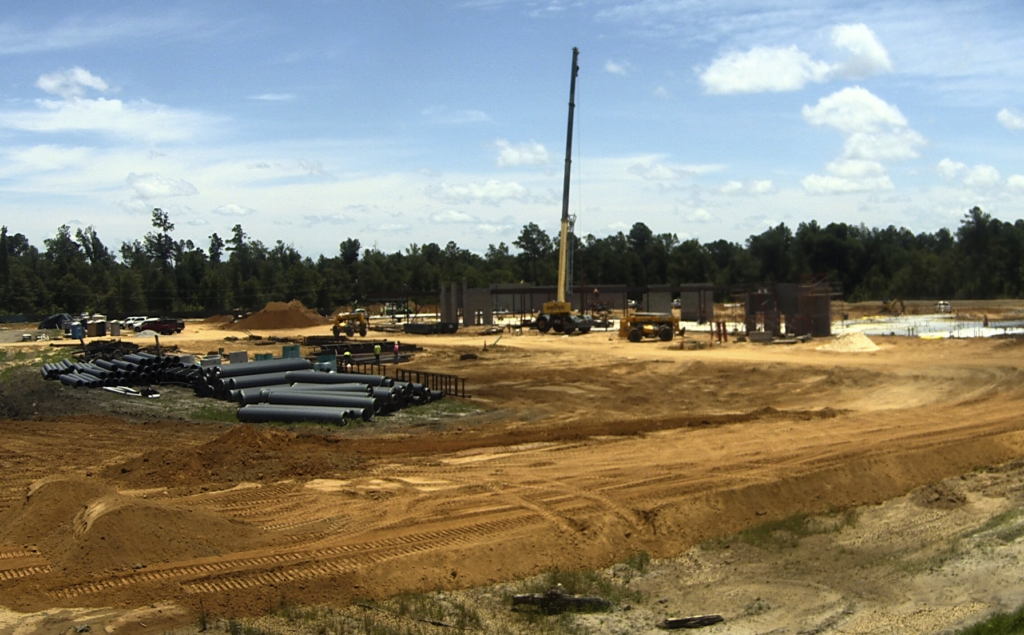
0 206 1019 317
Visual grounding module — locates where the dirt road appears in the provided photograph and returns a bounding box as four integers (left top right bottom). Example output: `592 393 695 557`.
3 324 1024 632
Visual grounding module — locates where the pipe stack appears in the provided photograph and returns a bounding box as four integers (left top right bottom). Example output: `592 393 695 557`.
41 350 448 426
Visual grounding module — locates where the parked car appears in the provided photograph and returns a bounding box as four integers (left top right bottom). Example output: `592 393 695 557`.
935 301 952 314
137 317 184 335
122 316 148 330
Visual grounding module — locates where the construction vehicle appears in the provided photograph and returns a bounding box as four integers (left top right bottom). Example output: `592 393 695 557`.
333 309 368 337
881 298 906 316
535 47 593 336
619 311 679 342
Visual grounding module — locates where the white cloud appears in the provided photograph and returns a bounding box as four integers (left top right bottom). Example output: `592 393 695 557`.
700 23 891 94
0 97 210 143
1008 175 1024 192
125 172 198 199
686 208 712 222
824 159 886 179
831 24 892 78
997 108 1024 130
801 173 894 194
802 86 906 134
250 93 295 101
426 179 528 205
965 165 1001 189
431 209 475 223
719 180 775 195
495 139 548 167
802 158 894 194
421 107 491 124
700 45 831 94
937 158 1002 189
214 203 257 216
302 214 349 224
653 85 669 98
299 159 326 175
937 158 967 179
476 223 511 234
605 60 629 75
36 67 109 99
628 160 722 181
843 130 925 161
802 87 923 194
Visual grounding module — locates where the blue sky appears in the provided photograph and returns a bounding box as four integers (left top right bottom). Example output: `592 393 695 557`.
2 0 1023 257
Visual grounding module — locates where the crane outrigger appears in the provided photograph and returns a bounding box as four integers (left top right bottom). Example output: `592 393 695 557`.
536 47 593 335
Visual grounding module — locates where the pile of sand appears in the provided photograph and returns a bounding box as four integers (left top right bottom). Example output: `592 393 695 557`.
203 314 233 324
816 331 880 353
224 300 329 330
0 476 265 575
103 425 365 491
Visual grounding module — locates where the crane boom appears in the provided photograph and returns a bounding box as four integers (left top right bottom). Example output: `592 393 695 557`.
535 47 593 336
556 46 579 304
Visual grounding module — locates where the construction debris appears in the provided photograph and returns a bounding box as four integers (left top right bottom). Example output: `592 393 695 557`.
657 615 725 629
511 585 612 614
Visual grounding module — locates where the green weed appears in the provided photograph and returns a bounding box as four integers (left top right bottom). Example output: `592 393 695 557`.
954 602 1024 634
191 401 240 423
737 508 858 549
624 551 650 574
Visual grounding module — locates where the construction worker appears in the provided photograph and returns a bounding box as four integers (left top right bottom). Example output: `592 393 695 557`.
373 343 381 364
343 350 352 372
393 341 400 364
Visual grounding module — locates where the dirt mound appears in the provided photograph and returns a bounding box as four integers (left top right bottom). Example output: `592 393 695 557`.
203 314 233 324
816 331 880 352
103 425 366 492
0 476 266 575
0 476 110 547
225 300 328 330
911 482 968 509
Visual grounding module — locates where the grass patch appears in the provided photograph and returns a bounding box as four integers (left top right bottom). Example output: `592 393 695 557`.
516 567 644 608
191 401 240 423
388 398 484 424
735 509 858 549
969 510 1024 544
954 602 1024 634
624 550 651 574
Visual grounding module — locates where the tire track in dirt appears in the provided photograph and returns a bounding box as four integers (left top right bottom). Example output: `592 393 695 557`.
0 565 51 581
51 514 537 599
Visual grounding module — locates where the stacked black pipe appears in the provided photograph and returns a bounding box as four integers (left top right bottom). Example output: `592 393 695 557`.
42 351 447 425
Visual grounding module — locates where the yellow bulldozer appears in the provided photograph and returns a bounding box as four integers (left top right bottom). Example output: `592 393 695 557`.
332 309 368 337
619 312 679 342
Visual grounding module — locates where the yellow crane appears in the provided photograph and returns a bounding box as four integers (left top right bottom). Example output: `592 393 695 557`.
536 47 593 336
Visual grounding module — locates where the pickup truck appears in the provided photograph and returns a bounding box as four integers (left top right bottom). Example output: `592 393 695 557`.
138 317 184 335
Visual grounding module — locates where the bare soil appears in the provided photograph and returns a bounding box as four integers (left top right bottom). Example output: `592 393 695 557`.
4 309 1024 634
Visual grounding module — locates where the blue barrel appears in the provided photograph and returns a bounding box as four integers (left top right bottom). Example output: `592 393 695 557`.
70 323 84 339
282 345 302 359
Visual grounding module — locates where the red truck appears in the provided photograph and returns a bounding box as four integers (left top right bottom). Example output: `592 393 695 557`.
138 317 184 335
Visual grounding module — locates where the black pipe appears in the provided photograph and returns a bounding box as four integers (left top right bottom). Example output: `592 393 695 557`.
223 371 293 391
237 404 361 425
284 370 393 387
215 358 312 379
59 373 84 388
261 389 379 415
371 386 404 407
287 382 373 394
232 384 291 405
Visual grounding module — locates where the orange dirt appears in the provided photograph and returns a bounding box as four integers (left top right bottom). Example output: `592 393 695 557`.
224 300 329 330
3 327 1024 631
